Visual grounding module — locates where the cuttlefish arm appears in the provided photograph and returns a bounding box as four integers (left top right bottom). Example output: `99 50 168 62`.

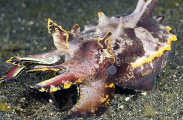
0 63 31 83
2 19 70 82
6 18 74 66
29 71 82 92
29 68 115 119
64 76 115 119
1 48 61 83
26 64 66 73
6 48 61 66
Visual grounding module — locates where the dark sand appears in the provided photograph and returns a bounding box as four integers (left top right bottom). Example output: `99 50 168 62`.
0 0 182 119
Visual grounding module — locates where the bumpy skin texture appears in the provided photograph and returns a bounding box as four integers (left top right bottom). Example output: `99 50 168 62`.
0 0 177 119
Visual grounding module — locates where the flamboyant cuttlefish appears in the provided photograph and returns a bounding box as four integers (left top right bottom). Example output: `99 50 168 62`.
0 0 177 119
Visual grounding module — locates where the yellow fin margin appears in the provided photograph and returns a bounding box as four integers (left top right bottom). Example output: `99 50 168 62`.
131 27 177 68
167 27 177 45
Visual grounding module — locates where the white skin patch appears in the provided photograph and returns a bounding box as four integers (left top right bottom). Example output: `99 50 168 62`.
63 33 67 36
94 64 99 68
50 85 55 89
150 62 153 69
98 49 113 64
141 65 144 70
64 81 69 84
111 37 133 57
98 54 104 64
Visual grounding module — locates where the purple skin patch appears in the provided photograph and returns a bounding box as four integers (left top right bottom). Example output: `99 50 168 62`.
1 0 177 119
